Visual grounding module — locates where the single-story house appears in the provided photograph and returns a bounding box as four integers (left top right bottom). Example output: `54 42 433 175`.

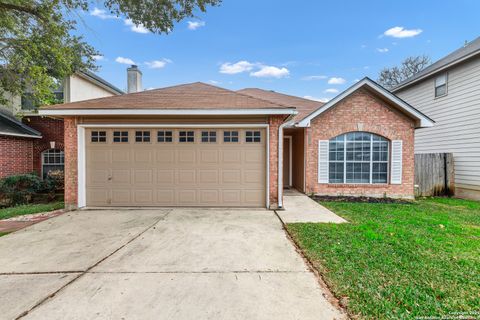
39 78 434 209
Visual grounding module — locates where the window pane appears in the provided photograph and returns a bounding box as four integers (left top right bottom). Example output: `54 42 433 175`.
435 74 446 86
435 85 446 97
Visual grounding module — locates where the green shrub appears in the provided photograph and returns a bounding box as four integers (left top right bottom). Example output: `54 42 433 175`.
0 174 43 206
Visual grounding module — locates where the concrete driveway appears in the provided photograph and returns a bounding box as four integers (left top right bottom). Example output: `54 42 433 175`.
0 209 346 320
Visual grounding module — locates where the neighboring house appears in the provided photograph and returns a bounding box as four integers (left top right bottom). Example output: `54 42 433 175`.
393 36 480 200
0 69 124 179
39 78 433 209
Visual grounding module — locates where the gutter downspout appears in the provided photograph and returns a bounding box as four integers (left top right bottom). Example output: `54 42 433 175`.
278 115 297 209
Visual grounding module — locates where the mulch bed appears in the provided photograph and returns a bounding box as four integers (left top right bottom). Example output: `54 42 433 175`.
312 195 413 204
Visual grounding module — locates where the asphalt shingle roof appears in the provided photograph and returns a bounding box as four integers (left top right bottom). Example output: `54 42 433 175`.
42 82 294 110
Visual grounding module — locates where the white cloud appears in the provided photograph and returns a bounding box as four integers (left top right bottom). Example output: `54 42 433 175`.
145 59 172 69
90 7 118 19
384 26 422 38
219 61 255 74
209 80 221 85
377 48 389 53
250 66 289 78
187 21 206 30
353 79 360 83
302 75 328 81
324 88 339 94
115 57 135 65
92 55 105 61
124 19 149 34
328 77 346 85
303 96 330 103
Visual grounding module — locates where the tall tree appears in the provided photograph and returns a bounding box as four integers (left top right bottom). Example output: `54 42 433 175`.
0 0 220 107
378 55 431 89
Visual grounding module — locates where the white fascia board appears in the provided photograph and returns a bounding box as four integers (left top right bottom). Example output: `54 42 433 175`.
0 131 42 139
39 108 297 116
78 123 269 128
296 78 434 128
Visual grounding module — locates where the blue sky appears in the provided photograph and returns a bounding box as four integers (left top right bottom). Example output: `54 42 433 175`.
77 0 480 101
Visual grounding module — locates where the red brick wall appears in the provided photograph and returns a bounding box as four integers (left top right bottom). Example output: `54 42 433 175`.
64 118 78 208
23 116 64 175
0 136 34 178
268 115 285 208
305 88 415 198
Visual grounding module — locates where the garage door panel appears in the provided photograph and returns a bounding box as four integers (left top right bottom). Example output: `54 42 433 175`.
134 190 153 204
155 149 175 163
221 149 242 163
112 169 131 184
111 189 131 205
177 190 197 204
244 170 263 184
178 149 196 163
87 188 109 205
177 170 196 184
222 190 241 204
88 170 109 185
244 190 264 204
133 170 154 184
89 149 110 164
157 170 174 185
157 189 175 205
244 149 263 163
200 149 219 164
199 189 220 204
134 150 153 163
198 170 219 184
222 170 241 184
111 149 130 163
86 128 266 207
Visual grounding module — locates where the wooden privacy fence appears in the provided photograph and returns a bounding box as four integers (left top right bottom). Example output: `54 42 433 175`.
414 153 454 197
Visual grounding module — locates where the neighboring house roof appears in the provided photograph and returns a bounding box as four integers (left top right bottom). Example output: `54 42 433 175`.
393 36 480 92
0 110 42 139
298 77 435 128
77 70 124 95
237 88 323 122
39 82 297 116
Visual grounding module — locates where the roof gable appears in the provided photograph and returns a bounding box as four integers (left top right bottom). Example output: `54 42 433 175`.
297 77 434 128
237 88 323 122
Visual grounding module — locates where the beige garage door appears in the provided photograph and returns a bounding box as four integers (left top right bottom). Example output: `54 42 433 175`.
85 128 266 207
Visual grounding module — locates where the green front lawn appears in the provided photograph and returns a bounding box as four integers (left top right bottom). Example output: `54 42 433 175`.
0 202 64 220
286 198 480 319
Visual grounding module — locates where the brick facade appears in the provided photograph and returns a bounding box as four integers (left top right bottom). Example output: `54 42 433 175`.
23 116 64 175
268 115 286 208
0 136 33 178
304 88 416 198
63 118 78 208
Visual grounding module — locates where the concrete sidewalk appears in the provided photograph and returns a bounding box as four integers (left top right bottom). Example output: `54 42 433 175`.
277 190 348 223
1 208 347 320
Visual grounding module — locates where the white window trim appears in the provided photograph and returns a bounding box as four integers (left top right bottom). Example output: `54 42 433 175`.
327 133 390 185
434 72 448 98
41 149 65 179
77 124 270 209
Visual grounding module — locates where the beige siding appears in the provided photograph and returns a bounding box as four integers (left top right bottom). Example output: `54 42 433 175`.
396 56 480 193
65 74 117 103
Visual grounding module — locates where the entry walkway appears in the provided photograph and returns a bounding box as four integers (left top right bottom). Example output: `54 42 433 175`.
277 189 348 223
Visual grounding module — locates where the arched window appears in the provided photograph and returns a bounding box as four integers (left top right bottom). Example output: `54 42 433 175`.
329 132 389 184
42 149 64 179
